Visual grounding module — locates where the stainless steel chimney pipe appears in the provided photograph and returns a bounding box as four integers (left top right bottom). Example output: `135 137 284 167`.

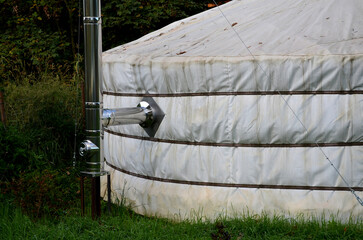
81 0 106 220
83 0 103 175
80 0 164 218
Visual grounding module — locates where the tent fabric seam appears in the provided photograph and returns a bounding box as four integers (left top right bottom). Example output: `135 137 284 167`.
226 60 233 184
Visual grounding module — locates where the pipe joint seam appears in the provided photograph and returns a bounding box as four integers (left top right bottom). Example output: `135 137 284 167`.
84 16 102 23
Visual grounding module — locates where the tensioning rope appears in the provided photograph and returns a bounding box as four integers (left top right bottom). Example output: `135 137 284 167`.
212 0 362 206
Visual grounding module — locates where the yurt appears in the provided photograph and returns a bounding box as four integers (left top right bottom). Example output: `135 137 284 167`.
101 0 363 221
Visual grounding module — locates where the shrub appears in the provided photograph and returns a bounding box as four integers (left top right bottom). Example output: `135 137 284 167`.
9 168 80 218
0 0 79 83
0 124 42 181
2 76 83 172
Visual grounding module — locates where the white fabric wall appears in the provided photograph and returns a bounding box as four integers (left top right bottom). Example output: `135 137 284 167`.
102 165 362 222
101 0 363 221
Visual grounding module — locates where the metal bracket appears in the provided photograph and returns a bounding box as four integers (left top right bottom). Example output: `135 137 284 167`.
140 96 165 137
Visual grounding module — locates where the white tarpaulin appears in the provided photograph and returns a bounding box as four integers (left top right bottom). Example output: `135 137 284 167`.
101 0 363 221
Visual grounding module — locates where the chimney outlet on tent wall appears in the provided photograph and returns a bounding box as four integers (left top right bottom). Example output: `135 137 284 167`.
102 96 165 137
80 96 164 174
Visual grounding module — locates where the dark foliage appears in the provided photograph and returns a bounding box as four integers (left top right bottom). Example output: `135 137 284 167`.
102 0 211 50
0 0 213 84
0 0 79 83
8 168 79 218
1 78 83 179
0 125 36 181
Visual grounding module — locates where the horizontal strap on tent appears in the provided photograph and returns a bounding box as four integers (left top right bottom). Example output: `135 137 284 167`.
104 129 363 148
103 90 363 97
105 161 363 192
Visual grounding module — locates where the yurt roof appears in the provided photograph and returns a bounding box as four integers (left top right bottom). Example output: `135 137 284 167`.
104 0 363 61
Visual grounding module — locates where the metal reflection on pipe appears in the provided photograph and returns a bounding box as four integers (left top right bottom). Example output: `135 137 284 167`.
79 140 99 158
102 106 150 127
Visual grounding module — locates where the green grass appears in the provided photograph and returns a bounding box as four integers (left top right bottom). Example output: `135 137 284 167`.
1 198 362 240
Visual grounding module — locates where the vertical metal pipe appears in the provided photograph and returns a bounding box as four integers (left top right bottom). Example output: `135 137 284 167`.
83 0 102 174
90 177 101 219
83 0 102 219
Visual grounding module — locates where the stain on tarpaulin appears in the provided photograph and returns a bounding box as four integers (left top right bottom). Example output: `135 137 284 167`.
160 60 182 94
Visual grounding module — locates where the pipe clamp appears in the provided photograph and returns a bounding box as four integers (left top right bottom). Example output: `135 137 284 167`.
84 17 101 23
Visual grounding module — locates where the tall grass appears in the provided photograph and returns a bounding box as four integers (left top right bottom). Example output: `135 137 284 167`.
1 197 362 240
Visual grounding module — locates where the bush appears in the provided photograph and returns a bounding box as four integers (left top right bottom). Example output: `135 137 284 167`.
0 124 42 181
0 0 79 83
2 76 83 173
9 168 79 218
